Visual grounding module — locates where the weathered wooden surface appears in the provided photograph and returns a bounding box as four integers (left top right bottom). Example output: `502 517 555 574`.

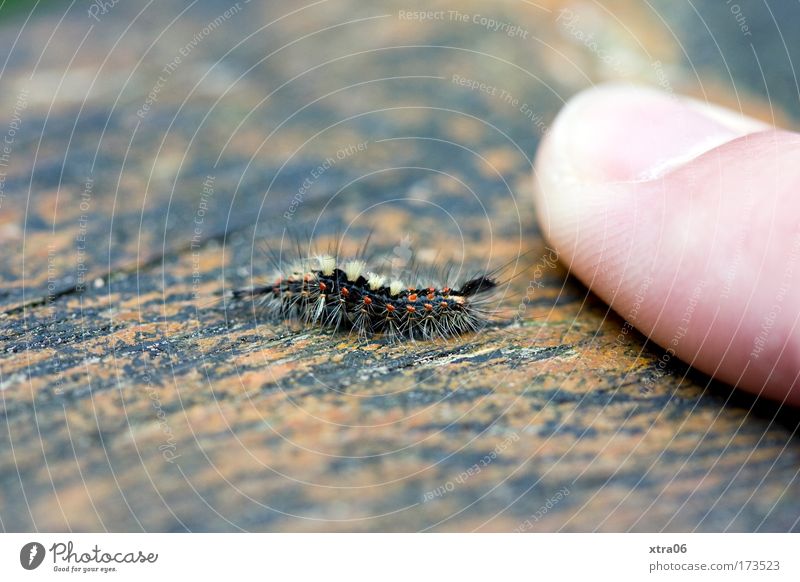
0 0 798 532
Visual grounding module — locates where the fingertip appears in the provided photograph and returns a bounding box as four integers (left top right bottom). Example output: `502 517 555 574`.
533 84 800 406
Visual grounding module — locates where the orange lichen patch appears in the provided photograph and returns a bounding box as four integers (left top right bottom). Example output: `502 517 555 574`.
109 321 187 345
29 231 75 262
182 402 247 434
480 147 517 176
0 347 58 373
236 365 294 395
357 342 382 352
445 117 482 143
0 374 53 402
228 348 273 369
34 189 64 220
31 481 106 531
179 250 225 274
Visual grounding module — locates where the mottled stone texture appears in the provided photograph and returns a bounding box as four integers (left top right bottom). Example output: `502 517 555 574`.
0 0 797 532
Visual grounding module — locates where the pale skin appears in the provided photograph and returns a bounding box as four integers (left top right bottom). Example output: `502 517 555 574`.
534 84 800 406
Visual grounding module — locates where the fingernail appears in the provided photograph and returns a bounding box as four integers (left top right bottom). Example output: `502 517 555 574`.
552 83 771 182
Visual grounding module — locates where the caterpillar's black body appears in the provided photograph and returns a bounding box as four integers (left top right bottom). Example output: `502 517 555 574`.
227 255 499 341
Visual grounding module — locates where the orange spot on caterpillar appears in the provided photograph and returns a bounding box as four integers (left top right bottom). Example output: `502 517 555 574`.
318 282 327 292
406 305 416 313
424 303 433 311
341 287 350 297
363 296 372 305
428 287 435 292
408 293 418 301
442 287 451 294
386 304 396 313
426 292 435 300
440 301 448 308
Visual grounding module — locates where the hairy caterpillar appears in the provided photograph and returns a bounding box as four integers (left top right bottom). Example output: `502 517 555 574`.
224 249 507 341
